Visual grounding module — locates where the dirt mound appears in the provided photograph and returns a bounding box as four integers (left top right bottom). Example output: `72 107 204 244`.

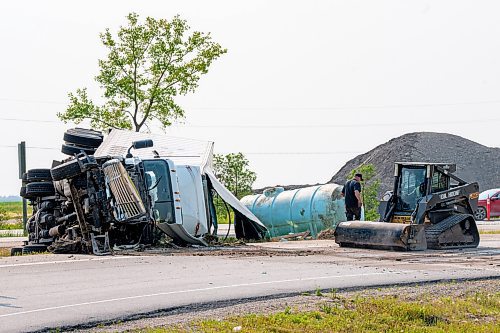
329 132 500 195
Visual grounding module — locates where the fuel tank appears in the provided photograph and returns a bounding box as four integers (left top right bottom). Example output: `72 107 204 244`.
240 184 346 238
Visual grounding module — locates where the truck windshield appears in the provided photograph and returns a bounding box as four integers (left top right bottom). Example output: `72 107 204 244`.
397 166 427 212
143 160 175 223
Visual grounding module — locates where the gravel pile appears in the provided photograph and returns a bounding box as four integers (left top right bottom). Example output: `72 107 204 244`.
330 132 500 195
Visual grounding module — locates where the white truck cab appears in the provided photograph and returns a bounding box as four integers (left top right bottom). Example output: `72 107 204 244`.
99 130 266 245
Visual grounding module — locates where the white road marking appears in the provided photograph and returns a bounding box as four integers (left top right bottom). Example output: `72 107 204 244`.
0 256 147 268
0 271 395 318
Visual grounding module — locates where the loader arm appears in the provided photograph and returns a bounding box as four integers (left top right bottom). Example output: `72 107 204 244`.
413 182 479 225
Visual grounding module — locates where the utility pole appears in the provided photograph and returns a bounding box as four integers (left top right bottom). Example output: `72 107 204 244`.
18 141 27 234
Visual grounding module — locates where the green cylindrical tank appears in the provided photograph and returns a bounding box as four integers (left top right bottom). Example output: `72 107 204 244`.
240 184 347 238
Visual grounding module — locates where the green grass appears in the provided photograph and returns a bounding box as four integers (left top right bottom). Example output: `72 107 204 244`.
0 201 23 220
0 222 23 230
480 230 500 234
0 248 11 257
0 230 24 237
0 202 29 229
136 292 500 333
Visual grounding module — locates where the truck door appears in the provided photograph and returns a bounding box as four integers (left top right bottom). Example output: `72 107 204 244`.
143 160 175 224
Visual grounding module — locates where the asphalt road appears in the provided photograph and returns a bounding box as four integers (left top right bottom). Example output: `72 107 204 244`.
1 236 499 333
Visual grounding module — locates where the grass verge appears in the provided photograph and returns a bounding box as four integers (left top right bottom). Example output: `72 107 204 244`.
137 291 499 333
480 230 500 234
0 201 29 230
0 201 23 219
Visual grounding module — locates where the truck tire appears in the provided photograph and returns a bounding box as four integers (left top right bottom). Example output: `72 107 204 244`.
22 244 48 255
64 128 103 148
27 168 53 182
50 156 95 181
22 172 28 185
10 247 23 256
71 127 104 138
61 144 96 156
25 182 55 197
20 186 27 198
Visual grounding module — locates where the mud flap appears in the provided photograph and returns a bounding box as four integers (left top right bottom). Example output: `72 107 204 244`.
334 221 427 251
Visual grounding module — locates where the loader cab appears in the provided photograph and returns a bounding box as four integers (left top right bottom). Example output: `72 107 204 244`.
396 165 428 213
390 163 455 222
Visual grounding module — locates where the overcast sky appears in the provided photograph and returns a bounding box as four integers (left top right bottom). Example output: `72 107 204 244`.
0 0 499 196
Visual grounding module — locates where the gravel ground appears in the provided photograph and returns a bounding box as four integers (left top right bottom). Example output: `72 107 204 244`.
70 278 500 333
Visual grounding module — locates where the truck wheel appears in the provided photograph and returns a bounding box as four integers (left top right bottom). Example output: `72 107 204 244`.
50 156 95 181
25 182 55 197
22 172 28 185
20 185 37 199
64 128 103 148
20 186 27 198
10 247 23 256
22 244 48 255
474 207 487 221
61 144 96 156
71 127 103 138
27 168 53 182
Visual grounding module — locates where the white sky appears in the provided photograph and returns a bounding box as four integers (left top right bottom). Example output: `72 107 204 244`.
0 0 499 196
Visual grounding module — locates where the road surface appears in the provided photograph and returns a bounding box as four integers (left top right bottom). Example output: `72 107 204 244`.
0 235 499 332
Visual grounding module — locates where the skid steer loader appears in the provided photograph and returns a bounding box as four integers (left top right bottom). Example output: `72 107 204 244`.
334 162 480 250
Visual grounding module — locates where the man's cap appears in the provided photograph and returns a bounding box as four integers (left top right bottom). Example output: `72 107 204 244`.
355 173 364 181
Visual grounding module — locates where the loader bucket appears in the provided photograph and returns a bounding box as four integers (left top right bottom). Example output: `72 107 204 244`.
334 221 427 251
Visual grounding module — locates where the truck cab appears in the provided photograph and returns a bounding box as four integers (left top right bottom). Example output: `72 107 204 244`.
143 158 213 245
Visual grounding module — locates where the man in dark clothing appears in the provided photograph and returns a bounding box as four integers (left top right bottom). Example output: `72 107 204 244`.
341 173 363 221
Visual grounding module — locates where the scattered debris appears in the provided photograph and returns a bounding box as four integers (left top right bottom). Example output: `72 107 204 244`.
271 231 311 242
317 228 335 240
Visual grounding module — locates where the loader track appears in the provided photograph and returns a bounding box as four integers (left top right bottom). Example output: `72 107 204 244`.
425 214 480 250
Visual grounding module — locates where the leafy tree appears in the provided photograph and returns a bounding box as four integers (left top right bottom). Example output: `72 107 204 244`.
348 164 381 221
214 153 256 199
213 153 256 223
58 13 227 132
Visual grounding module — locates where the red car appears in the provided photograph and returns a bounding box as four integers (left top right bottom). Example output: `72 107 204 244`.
474 188 500 220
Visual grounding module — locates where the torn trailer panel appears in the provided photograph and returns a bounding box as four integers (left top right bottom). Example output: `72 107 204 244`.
205 169 267 240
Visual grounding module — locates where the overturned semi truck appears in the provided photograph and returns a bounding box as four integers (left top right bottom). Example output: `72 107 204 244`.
15 129 267 255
